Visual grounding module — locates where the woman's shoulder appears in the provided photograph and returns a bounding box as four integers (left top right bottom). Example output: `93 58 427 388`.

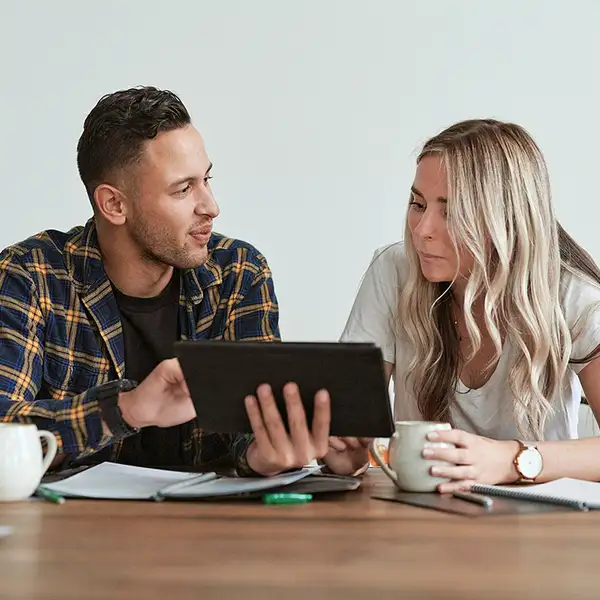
560 267 600 322
559 268 600 368
365 241 408 283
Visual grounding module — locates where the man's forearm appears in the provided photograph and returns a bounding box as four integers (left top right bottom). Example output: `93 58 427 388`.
0 388 115 462
49 411 117 471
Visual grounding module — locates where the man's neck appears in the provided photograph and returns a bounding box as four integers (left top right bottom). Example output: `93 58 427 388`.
97 225 174 298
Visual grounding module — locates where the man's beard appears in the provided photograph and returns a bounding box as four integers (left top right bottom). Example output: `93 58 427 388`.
129 214 208 270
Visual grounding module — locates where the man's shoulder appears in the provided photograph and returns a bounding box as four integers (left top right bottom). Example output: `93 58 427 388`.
0 225 85 275
205 232 270 273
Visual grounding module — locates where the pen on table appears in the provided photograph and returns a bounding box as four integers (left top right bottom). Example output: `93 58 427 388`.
452 490 494 508
262 493 313 505
36 486 66 505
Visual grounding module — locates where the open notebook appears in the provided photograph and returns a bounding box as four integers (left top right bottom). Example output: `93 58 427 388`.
471 477 600 511
41 462 323 501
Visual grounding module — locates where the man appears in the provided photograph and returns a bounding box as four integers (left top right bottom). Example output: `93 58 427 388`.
0 86 369 477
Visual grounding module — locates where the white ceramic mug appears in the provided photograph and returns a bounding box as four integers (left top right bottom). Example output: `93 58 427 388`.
0 423 58 502
370 421 454 492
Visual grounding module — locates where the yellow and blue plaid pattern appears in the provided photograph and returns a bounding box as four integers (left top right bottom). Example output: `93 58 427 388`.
0 219 279 470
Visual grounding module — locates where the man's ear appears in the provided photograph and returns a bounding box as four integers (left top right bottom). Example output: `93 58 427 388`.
93 184 128 225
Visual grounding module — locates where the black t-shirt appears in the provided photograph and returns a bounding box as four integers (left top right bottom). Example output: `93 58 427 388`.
113 271 182 468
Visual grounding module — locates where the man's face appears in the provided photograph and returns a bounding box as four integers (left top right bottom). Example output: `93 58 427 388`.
124 124 220 269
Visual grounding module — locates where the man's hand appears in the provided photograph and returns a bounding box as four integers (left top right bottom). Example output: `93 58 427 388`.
323 436 372 476
117 358 197 429
244 382 330 477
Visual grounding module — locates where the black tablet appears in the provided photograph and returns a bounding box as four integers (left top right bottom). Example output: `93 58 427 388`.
174 340 394 438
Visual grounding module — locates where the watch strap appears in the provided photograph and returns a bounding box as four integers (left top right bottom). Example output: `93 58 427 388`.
95 379 140 440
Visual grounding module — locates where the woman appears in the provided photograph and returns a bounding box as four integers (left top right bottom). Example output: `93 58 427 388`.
341 118 600 492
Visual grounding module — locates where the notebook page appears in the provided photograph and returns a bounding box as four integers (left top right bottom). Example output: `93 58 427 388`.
482 478 600 508
43 462 201 500
164 465 323 498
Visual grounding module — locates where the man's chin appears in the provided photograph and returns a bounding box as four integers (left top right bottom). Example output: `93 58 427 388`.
175 248 210 270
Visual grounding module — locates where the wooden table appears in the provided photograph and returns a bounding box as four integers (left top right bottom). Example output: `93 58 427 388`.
0 471 598 600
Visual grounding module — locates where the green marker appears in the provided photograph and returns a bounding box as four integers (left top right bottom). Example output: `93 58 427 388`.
36 486 66 505
262 493 312 505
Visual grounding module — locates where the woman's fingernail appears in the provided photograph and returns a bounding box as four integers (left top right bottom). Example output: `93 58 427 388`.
422 448 434 457
430 467 441 476
427 432 440 441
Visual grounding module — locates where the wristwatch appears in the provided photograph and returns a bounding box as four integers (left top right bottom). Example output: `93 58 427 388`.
513 440 543 483
95 379 140 440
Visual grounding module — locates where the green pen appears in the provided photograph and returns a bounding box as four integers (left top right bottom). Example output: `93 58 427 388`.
36 486 66 505
262 493 312 505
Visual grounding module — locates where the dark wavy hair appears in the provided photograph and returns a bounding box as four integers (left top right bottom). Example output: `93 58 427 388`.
76 86 191 203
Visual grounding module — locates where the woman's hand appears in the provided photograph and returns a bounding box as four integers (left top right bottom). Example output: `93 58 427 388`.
422 429 520 493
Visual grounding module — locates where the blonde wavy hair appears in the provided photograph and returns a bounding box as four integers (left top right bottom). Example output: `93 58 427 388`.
399 119 600 439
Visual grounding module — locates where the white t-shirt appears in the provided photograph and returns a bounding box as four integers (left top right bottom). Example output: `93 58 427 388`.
340 242 600 441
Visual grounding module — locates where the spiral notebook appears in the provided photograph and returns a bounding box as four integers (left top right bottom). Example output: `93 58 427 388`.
471 477 600 511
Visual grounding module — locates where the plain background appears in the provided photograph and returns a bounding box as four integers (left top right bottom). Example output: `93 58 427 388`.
2 0 600 341
1 1 599 434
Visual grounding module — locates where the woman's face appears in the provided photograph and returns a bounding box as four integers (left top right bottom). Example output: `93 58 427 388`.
407 154 474 283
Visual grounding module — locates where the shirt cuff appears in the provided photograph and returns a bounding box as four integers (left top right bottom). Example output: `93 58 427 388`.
232 434 264 477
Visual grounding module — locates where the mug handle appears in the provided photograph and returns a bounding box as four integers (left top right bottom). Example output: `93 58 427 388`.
369 439 398 484
38 430 58 474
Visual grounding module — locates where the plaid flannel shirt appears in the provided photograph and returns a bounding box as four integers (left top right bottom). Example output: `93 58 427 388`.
0 218 279 471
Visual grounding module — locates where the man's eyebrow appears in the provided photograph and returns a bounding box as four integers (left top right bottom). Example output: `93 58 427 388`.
169 176 196 188
168 163 213 189
411 185 447 203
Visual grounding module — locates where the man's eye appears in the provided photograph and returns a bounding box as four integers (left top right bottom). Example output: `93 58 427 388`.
176 184 192 196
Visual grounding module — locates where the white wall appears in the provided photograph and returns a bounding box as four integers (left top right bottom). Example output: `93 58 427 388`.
1 1 600 342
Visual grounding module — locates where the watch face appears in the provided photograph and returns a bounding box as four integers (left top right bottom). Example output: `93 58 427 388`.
518 448 543 479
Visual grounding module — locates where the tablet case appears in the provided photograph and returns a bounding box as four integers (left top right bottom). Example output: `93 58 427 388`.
174 340 394 438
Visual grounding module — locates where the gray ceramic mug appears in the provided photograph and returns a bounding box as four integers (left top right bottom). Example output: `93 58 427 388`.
370 421 454 492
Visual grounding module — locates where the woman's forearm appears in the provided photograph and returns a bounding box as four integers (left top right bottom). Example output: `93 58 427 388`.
533 437 600 483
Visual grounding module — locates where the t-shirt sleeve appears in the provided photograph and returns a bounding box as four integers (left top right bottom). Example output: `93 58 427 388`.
339 244 403 363
563 271 600 374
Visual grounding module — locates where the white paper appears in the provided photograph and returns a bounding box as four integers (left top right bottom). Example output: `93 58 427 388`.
164 465 322 498
43 462 202 500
